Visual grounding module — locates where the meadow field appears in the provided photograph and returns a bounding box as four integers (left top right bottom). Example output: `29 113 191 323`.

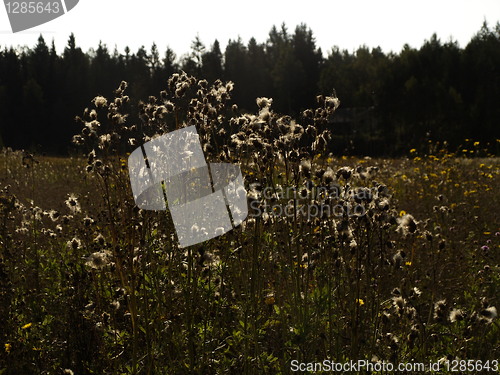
0 74 499 374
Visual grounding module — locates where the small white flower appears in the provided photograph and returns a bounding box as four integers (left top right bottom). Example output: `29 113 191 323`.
65 194 81 214
85 251 110 270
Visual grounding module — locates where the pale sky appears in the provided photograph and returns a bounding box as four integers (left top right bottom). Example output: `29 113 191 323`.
1 0 499 58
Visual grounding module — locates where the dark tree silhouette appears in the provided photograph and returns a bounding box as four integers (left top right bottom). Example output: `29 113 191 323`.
0 22 499 155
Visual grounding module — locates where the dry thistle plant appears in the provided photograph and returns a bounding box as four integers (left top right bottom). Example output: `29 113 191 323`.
0 72 497 374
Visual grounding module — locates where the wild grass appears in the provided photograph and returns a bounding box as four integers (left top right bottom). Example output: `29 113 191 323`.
0 74 498 374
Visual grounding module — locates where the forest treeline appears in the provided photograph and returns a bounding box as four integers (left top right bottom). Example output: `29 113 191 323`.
0 22 499 155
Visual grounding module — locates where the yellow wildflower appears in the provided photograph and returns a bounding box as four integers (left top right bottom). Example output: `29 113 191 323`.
22 323 32 329
356 299 365 306
5 343 11 353
264 293 275 305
